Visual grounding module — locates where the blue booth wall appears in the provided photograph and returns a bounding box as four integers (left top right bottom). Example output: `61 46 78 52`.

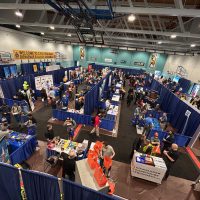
73 46 168 72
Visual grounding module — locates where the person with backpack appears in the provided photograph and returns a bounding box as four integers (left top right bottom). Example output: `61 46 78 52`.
90 114 101 137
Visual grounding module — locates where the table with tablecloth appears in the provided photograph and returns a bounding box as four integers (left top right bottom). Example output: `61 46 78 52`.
7 132 37 165
145 117 162 131
46 139 88 159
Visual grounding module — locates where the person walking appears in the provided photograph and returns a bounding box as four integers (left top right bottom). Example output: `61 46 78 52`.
127 92 134 107
90 114 101 137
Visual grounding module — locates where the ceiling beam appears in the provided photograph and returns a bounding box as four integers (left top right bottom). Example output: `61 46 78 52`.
1 21 200 39
0 3 200 17
23 30 197 46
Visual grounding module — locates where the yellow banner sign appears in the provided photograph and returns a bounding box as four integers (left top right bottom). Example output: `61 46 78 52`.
13 50 55 60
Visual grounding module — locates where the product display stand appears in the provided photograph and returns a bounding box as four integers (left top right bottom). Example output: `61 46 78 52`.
131 151 167 184
75 159 109 193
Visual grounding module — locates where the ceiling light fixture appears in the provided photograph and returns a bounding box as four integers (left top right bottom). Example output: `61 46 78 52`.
170 34 177 39
41 32 45 35
67 33 72 37
158 41 162 44
15 10 23 17
50 26 55 30
190 44 196 47
16 24 20 28
128 14 136 22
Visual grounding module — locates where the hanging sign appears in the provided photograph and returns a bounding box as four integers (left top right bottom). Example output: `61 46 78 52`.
185 110 191 117
13 50 55 60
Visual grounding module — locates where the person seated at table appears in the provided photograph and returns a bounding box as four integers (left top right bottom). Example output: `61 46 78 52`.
61 94 69 108
25 113 37 127
61 149 76 181
133 106 141 117
105 99 111 109
0 103 11 124
163 143 179 180
0 121 10 138
11 103 22 126
154 103 160 112
162 131 175 152
150 132 160 146
75 97 84 110
14 89 25 101
63 117 77 131
48 87 55 99
44 124 54 141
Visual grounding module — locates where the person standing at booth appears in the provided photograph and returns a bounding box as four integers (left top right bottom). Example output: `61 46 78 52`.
163 143 179 180
100 142 115 178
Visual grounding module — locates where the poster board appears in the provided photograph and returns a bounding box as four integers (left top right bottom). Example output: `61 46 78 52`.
10 65 17 77
0 136 10 163
3 67 10 78
35 75 54 90
46 65 60 72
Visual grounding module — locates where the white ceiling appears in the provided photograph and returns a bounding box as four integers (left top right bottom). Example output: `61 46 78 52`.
0 0 200 53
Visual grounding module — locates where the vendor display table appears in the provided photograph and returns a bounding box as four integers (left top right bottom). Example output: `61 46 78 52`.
47 139 88 158
75 159 109 193
7 132 37 165
111 95 120 105
107 105 119 117
145 117 162 131
131 152 167 184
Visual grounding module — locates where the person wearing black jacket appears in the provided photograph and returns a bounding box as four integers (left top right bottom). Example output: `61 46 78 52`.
0 103 11 124
163 143 179 180
162 131 175 152
61 149 76 181
45 124 54 141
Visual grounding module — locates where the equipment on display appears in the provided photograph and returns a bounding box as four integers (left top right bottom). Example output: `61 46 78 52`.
0 136 10 163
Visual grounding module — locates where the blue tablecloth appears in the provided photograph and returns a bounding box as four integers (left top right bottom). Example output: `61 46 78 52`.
8 132 37 165
145 117 161 131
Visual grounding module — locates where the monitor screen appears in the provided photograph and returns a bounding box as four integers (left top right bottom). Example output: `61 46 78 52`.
173 75 180 83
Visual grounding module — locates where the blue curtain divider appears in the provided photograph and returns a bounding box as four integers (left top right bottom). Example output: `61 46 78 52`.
53 109 115 131
84 72 111 115
150 79 200 137
9 136 37 165
21 169 61 200
0 163 21 200
93 63 145 75
62 179 119 200
148 129 191 147
0 98 28 107
0 67 76 99
178 78 191 93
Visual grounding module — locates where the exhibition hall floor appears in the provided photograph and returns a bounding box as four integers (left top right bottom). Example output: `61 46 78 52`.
27 141 199 200
16 87 199 199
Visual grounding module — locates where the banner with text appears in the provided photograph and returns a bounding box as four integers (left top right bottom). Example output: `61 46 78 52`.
13 50 55 60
